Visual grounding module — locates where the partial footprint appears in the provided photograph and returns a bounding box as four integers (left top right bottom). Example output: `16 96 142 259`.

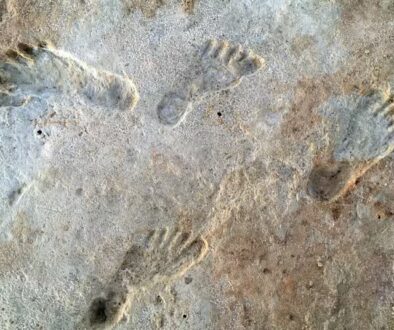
84 228 208 329
334 91 394 162
307 161 355 202
0 42 139 111
113 227 208 288
157 39 265 126
157 92 192 128
307 90 394 202
88 288 131 329
196 39 265 93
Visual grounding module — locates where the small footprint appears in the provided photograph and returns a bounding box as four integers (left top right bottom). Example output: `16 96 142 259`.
0 42 139 111
157 39 265 126
84 228 208 329
113 227 207 287
307 90 394 202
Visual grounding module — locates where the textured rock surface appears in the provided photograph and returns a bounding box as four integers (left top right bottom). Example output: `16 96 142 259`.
0 0 393 329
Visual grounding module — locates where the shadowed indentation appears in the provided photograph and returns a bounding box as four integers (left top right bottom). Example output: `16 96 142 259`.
307 162 353 202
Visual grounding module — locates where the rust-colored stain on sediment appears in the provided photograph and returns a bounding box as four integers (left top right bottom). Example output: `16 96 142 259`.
181 0 198 14
124 0 198 17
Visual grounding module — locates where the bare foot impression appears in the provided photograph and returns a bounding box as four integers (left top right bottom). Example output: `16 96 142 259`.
157 39 265 126
307 90 394 202
83 227 208 329
0 41 139 236
0 42 139 111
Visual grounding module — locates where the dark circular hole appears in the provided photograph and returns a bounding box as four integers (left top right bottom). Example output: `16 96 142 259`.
262 268 271 274
155 295 163 304
89 298 107 325
183 314 187 319
289 314 294 321
217 112 222 117
36 130 42 135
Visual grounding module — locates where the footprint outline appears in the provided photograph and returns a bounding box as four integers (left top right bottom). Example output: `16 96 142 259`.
157 39 265 127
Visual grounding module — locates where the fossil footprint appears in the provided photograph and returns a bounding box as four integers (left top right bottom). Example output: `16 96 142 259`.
307 90 394 202
84 228 208 329
0 42 139 111
157 39 265 126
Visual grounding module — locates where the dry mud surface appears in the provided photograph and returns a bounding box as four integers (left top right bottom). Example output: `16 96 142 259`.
0 0 393 329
